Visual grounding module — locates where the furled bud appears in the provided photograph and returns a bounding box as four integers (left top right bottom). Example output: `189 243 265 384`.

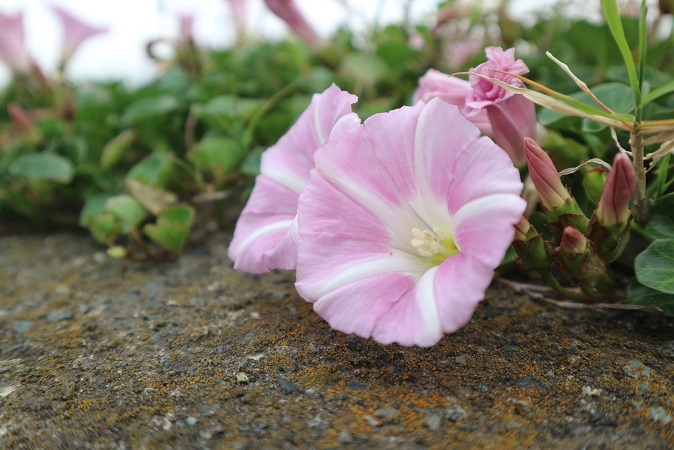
512 216 550 278
264 0 321 49
560 226 587 255
596 153 636 227
556 226 614 298
524 137 570 210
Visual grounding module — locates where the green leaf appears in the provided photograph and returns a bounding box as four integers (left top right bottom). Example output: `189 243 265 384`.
126 153 174 188
643 79 674 105
143 205 194 254
600 0 641 103
100 130 136 169
192 96 264 128
86 213 125 244
121 96 179 126
79 193 112 227
645 193 674 239
635 238 674 294
627 281 674 315
188 137 245 179
240 147 263 177
104 195 148 229
8 153 74 184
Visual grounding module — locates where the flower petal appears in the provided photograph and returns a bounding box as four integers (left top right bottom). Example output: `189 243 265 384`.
229 84 359 273
372 267 444 347
228 176 298 273
452 193 526 267
434 254 494 333
447 135 524 214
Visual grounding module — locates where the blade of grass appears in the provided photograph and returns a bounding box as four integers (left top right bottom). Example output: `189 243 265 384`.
601 0 641 105
642 79 674 105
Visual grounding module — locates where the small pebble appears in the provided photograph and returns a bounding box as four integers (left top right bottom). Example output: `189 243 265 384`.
624 360 651 380
186 417 198 426
423 414 442 431
659 341 674 358
12 321 31 334
47 311 73 323
277 378 297 394
650 407 672 425
374 408 398 419
337 429 353 444
454 355 467 365
514 378 547 390
54 285 70 296
446 406 467 422
236 372 249 384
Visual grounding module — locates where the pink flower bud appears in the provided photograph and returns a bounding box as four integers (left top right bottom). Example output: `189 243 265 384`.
596 153 636 226
8 103 33 133
524 138 570 210
560 226 587 255
264 0 321 49
224 0 248 35
513 216 531 242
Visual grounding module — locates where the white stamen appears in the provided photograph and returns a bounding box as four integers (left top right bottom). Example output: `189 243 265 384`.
410 226 454 259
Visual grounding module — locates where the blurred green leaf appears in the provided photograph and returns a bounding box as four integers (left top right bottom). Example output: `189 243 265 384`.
104 194 148 229
188 137 245 181
627 281 674 316
8 153 74 184
635 238 674 294
79 193 112 227
100 130 136 169
126 153 174 188
143 205 194 254
121 96 180 126
645 193 674 239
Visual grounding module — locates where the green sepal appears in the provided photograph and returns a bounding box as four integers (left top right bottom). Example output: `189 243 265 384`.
586 213 632 263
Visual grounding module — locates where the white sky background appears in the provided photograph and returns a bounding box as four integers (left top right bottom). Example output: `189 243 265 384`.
0 0 648 86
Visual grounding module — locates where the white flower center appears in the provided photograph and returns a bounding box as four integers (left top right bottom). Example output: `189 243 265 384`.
410 227 459 263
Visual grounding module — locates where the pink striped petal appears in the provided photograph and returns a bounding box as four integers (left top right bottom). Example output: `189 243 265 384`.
434 254 494 333
453 194 526 267
446 136 524 213
229 84 359 274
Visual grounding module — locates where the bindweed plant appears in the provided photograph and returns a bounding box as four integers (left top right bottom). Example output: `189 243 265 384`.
1 0 674 345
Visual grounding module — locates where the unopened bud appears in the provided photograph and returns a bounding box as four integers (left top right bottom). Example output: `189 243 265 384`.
524 138 570 210
560 226 587 255
596 153 636 227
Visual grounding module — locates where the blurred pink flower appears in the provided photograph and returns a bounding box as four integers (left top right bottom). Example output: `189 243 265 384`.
224 0 247 35
264 0 321 49
179 13 194 42
228 84 359 273
295 99 525 347
465 46 537 165
414 69 492 135
51 5 107 67
0 11 32 74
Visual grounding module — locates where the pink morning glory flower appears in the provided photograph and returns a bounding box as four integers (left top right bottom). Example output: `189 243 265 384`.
228 84 360 274
0 11 32 74
465 46 537 165
295 99 526 347
413 68 492 135
51 5 107 68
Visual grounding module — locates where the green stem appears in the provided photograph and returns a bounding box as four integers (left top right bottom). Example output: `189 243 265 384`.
630 221 656 242
543 273 591 302
631 122 650 224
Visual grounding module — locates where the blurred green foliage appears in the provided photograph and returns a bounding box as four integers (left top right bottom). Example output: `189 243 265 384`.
1 0 674 296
